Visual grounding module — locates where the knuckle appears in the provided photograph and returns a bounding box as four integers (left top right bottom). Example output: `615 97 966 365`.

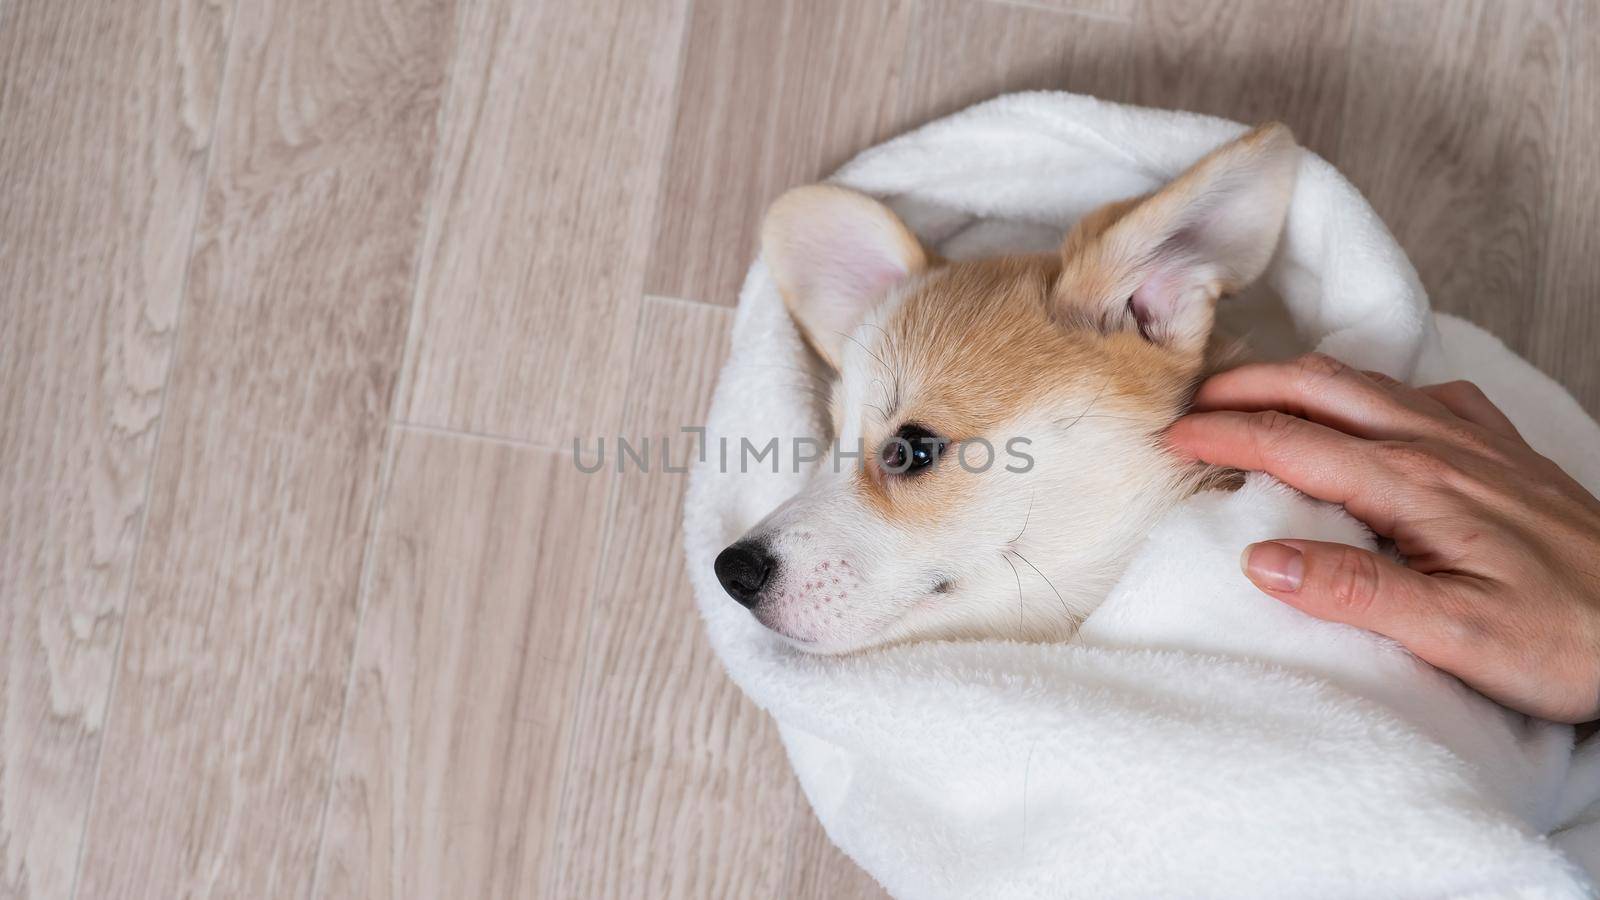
1441 379 1488 403
1437 422 1496 457
1365 370 1403 389
1323 548 1383 615
1248 410 1302 453
1294 352 1349 383
1374 441 1441 479
1430 598 1493 655
1425 581 1509 657
1535 454 1577 486
1435 449 1502 498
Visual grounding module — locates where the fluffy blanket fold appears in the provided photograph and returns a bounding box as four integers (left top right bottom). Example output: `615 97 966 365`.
681 92 1600 898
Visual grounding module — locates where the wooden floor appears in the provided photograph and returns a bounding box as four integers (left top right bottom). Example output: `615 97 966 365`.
3 0 1596 896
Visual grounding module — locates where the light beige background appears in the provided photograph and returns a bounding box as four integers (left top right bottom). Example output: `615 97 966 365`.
3 0 1596 896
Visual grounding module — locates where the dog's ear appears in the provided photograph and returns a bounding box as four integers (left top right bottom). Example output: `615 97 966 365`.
1053 123 1299 355
762 185 927 370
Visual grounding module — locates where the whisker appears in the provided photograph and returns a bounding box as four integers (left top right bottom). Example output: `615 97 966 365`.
839 328 903 415
773 381 832 398
1052 377 1112 432
1008 491 1036 545
774 383 836 409
869 377 893 424
859 321 894 346
860 322 905 412
838 329 893 374
1057 413 1147 423
1009 548 1072 621
1002 552 1024 633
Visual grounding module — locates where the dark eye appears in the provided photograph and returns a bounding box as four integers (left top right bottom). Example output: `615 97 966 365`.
880 424 946 475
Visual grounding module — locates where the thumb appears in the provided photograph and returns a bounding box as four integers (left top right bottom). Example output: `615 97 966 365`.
1240 539 1439 635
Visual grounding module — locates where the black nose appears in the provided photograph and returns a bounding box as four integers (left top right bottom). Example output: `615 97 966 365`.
714 541 775 608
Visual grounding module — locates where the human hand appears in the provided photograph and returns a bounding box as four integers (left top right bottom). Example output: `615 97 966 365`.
1167 353 1600 723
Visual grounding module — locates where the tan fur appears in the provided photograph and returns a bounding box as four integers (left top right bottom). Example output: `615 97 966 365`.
850 254 1206 524
733 123 1301 653
849 124 1300 529
1055 123 1298 353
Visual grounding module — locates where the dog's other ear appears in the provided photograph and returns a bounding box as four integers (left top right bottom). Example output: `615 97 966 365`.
1054 123 1299 356
762 185 927 370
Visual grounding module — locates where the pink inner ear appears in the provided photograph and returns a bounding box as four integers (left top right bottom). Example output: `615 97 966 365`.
826 219 912 298
843 255 908 295
1129 266 1184 340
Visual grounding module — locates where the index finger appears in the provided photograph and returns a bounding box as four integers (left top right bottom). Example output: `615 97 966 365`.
1167 409 1404 535
1190 353 1451 441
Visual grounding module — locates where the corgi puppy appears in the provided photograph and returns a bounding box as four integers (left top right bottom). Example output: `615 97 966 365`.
713 124 1299 655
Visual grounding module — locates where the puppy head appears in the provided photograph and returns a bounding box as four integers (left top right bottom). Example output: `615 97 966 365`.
716 124 1299 654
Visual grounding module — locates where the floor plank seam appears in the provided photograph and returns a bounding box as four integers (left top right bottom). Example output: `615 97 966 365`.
65 7 243 896
974 0 1134 26
387 25 464 441
303 421 400 899
9 2 1592 896
391 420 574 454
640 0 703 303
303 5 475 891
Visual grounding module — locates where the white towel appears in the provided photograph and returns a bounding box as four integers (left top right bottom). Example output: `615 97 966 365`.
681 92 1600 898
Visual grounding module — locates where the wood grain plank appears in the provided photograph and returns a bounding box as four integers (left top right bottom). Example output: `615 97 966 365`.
783 797 892 900
643 0 914 307
1124 0 1356 159
395 0 691 446
312 432 610 899
1 1 1587 897
0 1 231 896
893 0 1134 137
72 0 456 895
1336 0 1568 357
1533 0 1599 415
984 0 1138 22
552 297 800 898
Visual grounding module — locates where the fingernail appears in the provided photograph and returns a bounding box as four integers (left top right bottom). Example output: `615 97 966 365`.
1242 541 1303 592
